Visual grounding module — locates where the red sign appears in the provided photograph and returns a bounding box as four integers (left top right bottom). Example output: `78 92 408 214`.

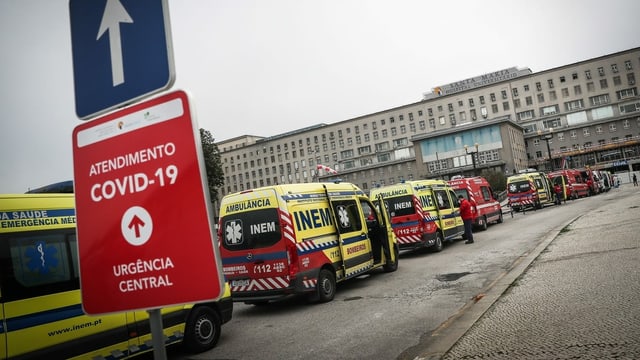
73 90 224 314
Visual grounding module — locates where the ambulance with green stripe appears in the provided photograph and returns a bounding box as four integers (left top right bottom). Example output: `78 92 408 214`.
369 180 464 252
0 193 232 359
218 182 399 304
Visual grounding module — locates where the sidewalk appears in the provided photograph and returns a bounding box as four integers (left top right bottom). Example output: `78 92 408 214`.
421 185 640 359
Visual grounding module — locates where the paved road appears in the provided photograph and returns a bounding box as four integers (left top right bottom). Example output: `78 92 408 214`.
413 184 640 359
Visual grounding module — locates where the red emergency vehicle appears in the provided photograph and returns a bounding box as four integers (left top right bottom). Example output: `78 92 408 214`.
448 176 503 230
548 169 589 200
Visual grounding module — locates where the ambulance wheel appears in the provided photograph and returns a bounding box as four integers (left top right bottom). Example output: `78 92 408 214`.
183 306 221 353
383 245 399 272
309 269 336 303
431 232 444 252
478 216 488 231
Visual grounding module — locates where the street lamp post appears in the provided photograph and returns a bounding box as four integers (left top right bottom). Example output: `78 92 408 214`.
538 128 554 171
464 143 479 176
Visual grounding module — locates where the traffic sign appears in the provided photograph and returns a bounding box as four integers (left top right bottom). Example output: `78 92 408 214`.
72 90 224 314
69 0 175 119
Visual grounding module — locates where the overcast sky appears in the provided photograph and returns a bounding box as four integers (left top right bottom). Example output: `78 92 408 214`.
1 0 639 193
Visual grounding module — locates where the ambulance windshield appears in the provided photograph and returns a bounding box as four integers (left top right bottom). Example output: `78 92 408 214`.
386 195 415 217
221 208 281 250
509 181 532 194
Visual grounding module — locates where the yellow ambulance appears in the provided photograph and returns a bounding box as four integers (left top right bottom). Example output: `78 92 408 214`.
369 180 464 252
0 193 232 359
218 182 399 304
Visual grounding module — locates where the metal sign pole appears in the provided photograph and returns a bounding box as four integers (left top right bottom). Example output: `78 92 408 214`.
148 309 168 360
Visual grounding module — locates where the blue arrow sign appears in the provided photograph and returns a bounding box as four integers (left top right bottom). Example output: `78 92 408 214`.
69 0 175 119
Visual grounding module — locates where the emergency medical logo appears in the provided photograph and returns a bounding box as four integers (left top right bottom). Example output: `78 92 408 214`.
509 184 517 192
25 241 59 274
336 205 351 228
437 193 444 207
225 220 244 245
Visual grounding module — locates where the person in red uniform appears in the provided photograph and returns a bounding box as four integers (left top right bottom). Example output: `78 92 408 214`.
458 195 475 244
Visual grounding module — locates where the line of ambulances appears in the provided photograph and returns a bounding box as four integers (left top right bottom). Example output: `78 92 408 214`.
218 182 399 304
0 194 232 359
506 169 554 211
369 180 465 253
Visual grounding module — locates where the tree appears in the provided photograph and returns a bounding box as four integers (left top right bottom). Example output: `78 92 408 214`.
199 128 224 203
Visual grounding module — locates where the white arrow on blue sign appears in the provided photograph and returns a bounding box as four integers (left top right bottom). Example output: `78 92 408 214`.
69 0 175 119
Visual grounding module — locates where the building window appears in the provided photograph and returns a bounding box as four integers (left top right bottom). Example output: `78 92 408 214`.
437 105 443 112
448 103 454 112
585 70 592 79
611 64 618 73
617 88 638 100
479 96 485 105
573 85 582 95
439 116 445 125
428 118 435 128
501 90 508 99
457 100 463 107
583 128 590 136
512 88 519 97
525 96 533 106
409 112 414 121
595 125 603 133
536 82 542 91
410 123 416 132
625 60 633 70
627 73 636 85
524 84 530 91
491 104 499 113
418 110 423 116
427 108 433 116
600 79 608 89
502 102 510 111
449 114 456 125
549 90 557 100
399 115 404 121
587 82 595 92
420 120 427 130
613 76 621 86
598 67 605 76
547 79 554 88
372 121 377 130
571 130 577 138
589 94 610 106
537 93 545 103
560 76 566 83
382 129 388 138
565 99 584 111
469 98 475 107
490 93 496 102
561 88 569 97
609 123 617 132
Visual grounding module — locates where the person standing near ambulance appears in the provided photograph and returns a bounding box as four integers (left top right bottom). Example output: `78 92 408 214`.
458 195 475 244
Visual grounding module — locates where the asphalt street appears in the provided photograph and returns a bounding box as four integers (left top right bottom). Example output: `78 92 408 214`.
412 183 640 359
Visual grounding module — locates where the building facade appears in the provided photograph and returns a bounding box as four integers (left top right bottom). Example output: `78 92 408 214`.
217 47 640 199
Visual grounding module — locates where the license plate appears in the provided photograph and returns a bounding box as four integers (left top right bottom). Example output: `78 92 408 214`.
231 279 250 287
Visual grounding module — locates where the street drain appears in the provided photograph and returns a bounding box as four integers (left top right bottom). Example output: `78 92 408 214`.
436 272 471 282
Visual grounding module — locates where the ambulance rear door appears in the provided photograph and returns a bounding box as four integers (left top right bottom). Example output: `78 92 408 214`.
219 189 291 299
432 187 462 241
323 185 374 281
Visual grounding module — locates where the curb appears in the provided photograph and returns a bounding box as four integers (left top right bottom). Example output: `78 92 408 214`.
410 215 581 360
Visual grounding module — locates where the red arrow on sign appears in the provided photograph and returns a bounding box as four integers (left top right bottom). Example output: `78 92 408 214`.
128 215 146 238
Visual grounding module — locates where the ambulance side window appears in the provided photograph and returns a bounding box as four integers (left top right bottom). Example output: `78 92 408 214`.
434 190 451 210
333 200 362 234
480 187 491 201
0 230 78 302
